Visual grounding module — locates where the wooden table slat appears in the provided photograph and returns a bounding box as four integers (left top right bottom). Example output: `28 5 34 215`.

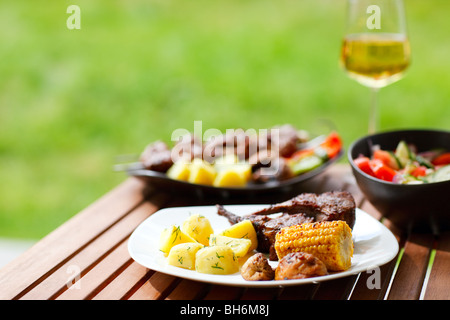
19 198 166 300
55 239 132 300
348 256 399 300
128 272 180 300
0 177 147 300
92 262 153 300
423 232 450 300
311 275 359 300
386 233 434 300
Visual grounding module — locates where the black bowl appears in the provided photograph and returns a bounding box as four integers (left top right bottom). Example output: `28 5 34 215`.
348 129 450 233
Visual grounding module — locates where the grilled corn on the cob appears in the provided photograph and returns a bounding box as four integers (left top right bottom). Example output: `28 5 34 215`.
274 220 353 271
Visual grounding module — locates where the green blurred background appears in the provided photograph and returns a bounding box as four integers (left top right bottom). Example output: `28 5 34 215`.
0 0 449 240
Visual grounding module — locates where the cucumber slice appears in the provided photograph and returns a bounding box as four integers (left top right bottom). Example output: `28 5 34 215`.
403 174 423 184
415 155 434 169
430 164 450 183
395 140 412 168
388 151 402 170
314 147 329 161
289 155 323 175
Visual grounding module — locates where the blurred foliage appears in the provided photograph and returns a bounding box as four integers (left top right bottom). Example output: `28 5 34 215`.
0 0 449 239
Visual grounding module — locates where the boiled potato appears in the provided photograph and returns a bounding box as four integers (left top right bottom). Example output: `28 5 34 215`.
195 245 239 275
236 163 252 181
209 234 251 259
167 242 204 270
213 169 247 187
213 157 252 187
188 158 216 185
181 214 214 246
219 220 258 252
159 225 197 256
214 154 239 169
166 161 190 181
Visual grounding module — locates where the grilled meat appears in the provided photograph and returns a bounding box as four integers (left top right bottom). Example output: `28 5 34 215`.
217 205 313 255
240 253 275 281
216 191 356 260
275 252 328 280
139 141 173 172
249 191 356 229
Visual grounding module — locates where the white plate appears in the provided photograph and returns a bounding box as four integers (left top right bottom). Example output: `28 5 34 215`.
128 205 399 287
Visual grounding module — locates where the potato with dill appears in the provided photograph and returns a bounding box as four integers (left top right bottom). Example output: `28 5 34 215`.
167 242 204 270
218 219 258 252
209 234 251 259
181 214 214 246
195 245 239 275
159 225 197 256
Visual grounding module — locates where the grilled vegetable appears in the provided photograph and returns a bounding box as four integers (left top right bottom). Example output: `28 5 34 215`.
287 131 342 175
318 131 342 159
274 220 353 271
288 154 323 175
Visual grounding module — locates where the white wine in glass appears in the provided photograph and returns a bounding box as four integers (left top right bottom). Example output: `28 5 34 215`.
340 0 410 133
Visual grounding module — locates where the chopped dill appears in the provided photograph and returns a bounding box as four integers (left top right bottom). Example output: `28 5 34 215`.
211 262 224 270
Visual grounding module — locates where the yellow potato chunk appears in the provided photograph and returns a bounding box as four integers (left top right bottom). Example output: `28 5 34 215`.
213 169 247 187
167 242 204 270
214 154 239 169
219 220 258 252
159 225 197 256
213 157 252 187
188 158 216 185
166 161 190 181
209 234 251 259
181 214 214 246
195 245 239 275
238 164 252 182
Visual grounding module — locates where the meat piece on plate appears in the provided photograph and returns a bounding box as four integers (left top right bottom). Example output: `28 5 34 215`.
241 253 275 281
250 191 356 230
275 252 328 280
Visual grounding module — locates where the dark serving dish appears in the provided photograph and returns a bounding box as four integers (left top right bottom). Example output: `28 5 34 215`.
348 128 450 233
125 150 342 199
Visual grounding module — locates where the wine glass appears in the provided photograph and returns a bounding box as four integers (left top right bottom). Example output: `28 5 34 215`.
340 0 411 133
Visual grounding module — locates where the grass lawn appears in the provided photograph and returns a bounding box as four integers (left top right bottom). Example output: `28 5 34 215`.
1 0 449 239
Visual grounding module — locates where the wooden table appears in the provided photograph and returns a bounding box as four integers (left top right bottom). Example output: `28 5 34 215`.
0 164 449 301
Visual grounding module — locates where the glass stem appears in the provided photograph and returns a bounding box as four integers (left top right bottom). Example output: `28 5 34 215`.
368 87 380 134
